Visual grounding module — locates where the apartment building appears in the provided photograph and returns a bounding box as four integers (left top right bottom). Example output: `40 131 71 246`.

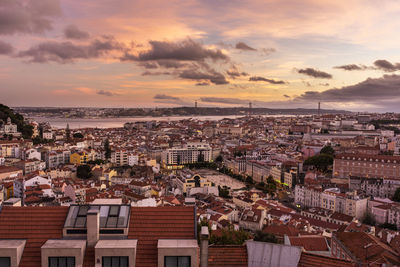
333 153 400 179
162 142 212 167
295 185 368 219
45 150 71 169
349 176 400 198
0 204 199 267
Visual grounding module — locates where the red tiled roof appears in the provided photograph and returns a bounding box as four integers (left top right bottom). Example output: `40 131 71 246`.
0 206 196 267
128 206 196 267
298 252 356 267
208 245 247 267
289 236 329 251
0 206 69 267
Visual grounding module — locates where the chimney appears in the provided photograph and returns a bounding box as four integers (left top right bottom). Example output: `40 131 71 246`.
200 226 209 267
87 208 99 247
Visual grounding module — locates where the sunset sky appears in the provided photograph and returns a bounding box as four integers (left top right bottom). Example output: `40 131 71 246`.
2 0 400 111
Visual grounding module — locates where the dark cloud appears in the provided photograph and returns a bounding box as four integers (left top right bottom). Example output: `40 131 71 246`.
294 74 400 103
302 81 311 87
195 82 210 86
200 97 249 105
121 39 229 62
179 69 229 85
17 36 125 63
297 68 332 79
283 94 290 98
230 84 249 90
249 76 286 84
334 64 369 71
261 48 276 55
64 25 90 40
0 0 61 35
226 65 249 78
319 83 329 86
141 71 172 76
138 62 158 69
0 40 13 55
374 59 400 72
154 94 180 101
97 90 115 97
235 42 256 51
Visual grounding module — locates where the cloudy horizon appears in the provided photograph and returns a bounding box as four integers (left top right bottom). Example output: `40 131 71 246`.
2 0 400 112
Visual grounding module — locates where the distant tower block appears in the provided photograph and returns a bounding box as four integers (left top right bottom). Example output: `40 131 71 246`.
195 101 198 108
249 102 252 116
318 102 321 116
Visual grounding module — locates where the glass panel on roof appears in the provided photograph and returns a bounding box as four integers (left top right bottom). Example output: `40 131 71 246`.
106 216 118 228
75 216 86 228
100 206 110 228
109 206 120 216
64 206 79 227
117 206 129 227
78 206 89 216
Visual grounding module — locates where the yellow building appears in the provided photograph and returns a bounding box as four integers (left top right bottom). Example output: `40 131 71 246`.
70 152 88 165
177 174 212 193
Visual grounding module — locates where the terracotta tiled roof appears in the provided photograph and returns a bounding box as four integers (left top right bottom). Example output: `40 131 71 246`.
128 206 196 267
0 206 196 267
208 245 247 267
288 236 329 251
298 252 356 267
0 206 69 267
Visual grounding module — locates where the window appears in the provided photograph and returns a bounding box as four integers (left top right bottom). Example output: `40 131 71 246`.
165 256 190 267
102 256 129 267
0 257 10 267
49 257 75 267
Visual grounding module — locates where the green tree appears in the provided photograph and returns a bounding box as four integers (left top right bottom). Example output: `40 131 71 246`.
209 228 251 245
303 154 333 172
76 165 93 179
320 145 335 156
104 139 111 160
254 231 278 243
215 155 223 162
73 132 84 139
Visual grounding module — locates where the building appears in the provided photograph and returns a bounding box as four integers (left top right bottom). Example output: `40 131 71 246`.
70 151 88 165
333 153 400 179
162 142 212 168
0 117 20 137
174 173 212 194
45 150 71 169
0 204 198 267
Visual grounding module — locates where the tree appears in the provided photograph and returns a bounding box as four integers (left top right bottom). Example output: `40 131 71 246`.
66 123 71 141
76 165 92 179
320 145 335 156
303 154 333 172
218 186 231 198
104 139 111 160
209 228 251 245
254 231 278 243
215 155 223 162
73 132 84 139
393 188 400 202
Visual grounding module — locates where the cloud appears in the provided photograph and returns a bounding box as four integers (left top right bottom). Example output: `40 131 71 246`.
297 68 332 79
226 65 249 78
196 82 210 86
141 71 172 76
334 64 369 71
97 90 115 96
283 94 290 98
0 0 61 35
294 74 400 104
0 41 13 55
17 36 125 63
121 38 229 62
200 97 249 105
249 76 286 84
261 48 276 55
154 94 180 101
179 68 229 85
373 59 400 72
64 25 90 40
235 42 256 51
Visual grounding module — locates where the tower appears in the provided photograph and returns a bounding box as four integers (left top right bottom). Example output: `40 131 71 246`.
248 102 252 116
318 102 321 116
195 101 198 108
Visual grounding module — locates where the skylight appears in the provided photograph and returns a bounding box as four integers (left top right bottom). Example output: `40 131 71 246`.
64 204 130 229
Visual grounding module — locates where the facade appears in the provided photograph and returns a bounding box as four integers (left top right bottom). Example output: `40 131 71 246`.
333 153 400 179
70 151 88 165
45 150 71 169
162 142 212 167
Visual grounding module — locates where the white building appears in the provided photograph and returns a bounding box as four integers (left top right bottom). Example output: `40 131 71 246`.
162 142 212 166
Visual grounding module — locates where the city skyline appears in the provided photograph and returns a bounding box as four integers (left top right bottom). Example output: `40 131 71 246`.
2 0 400 112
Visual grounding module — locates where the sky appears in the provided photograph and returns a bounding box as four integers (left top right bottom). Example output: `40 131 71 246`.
2 0 400 112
